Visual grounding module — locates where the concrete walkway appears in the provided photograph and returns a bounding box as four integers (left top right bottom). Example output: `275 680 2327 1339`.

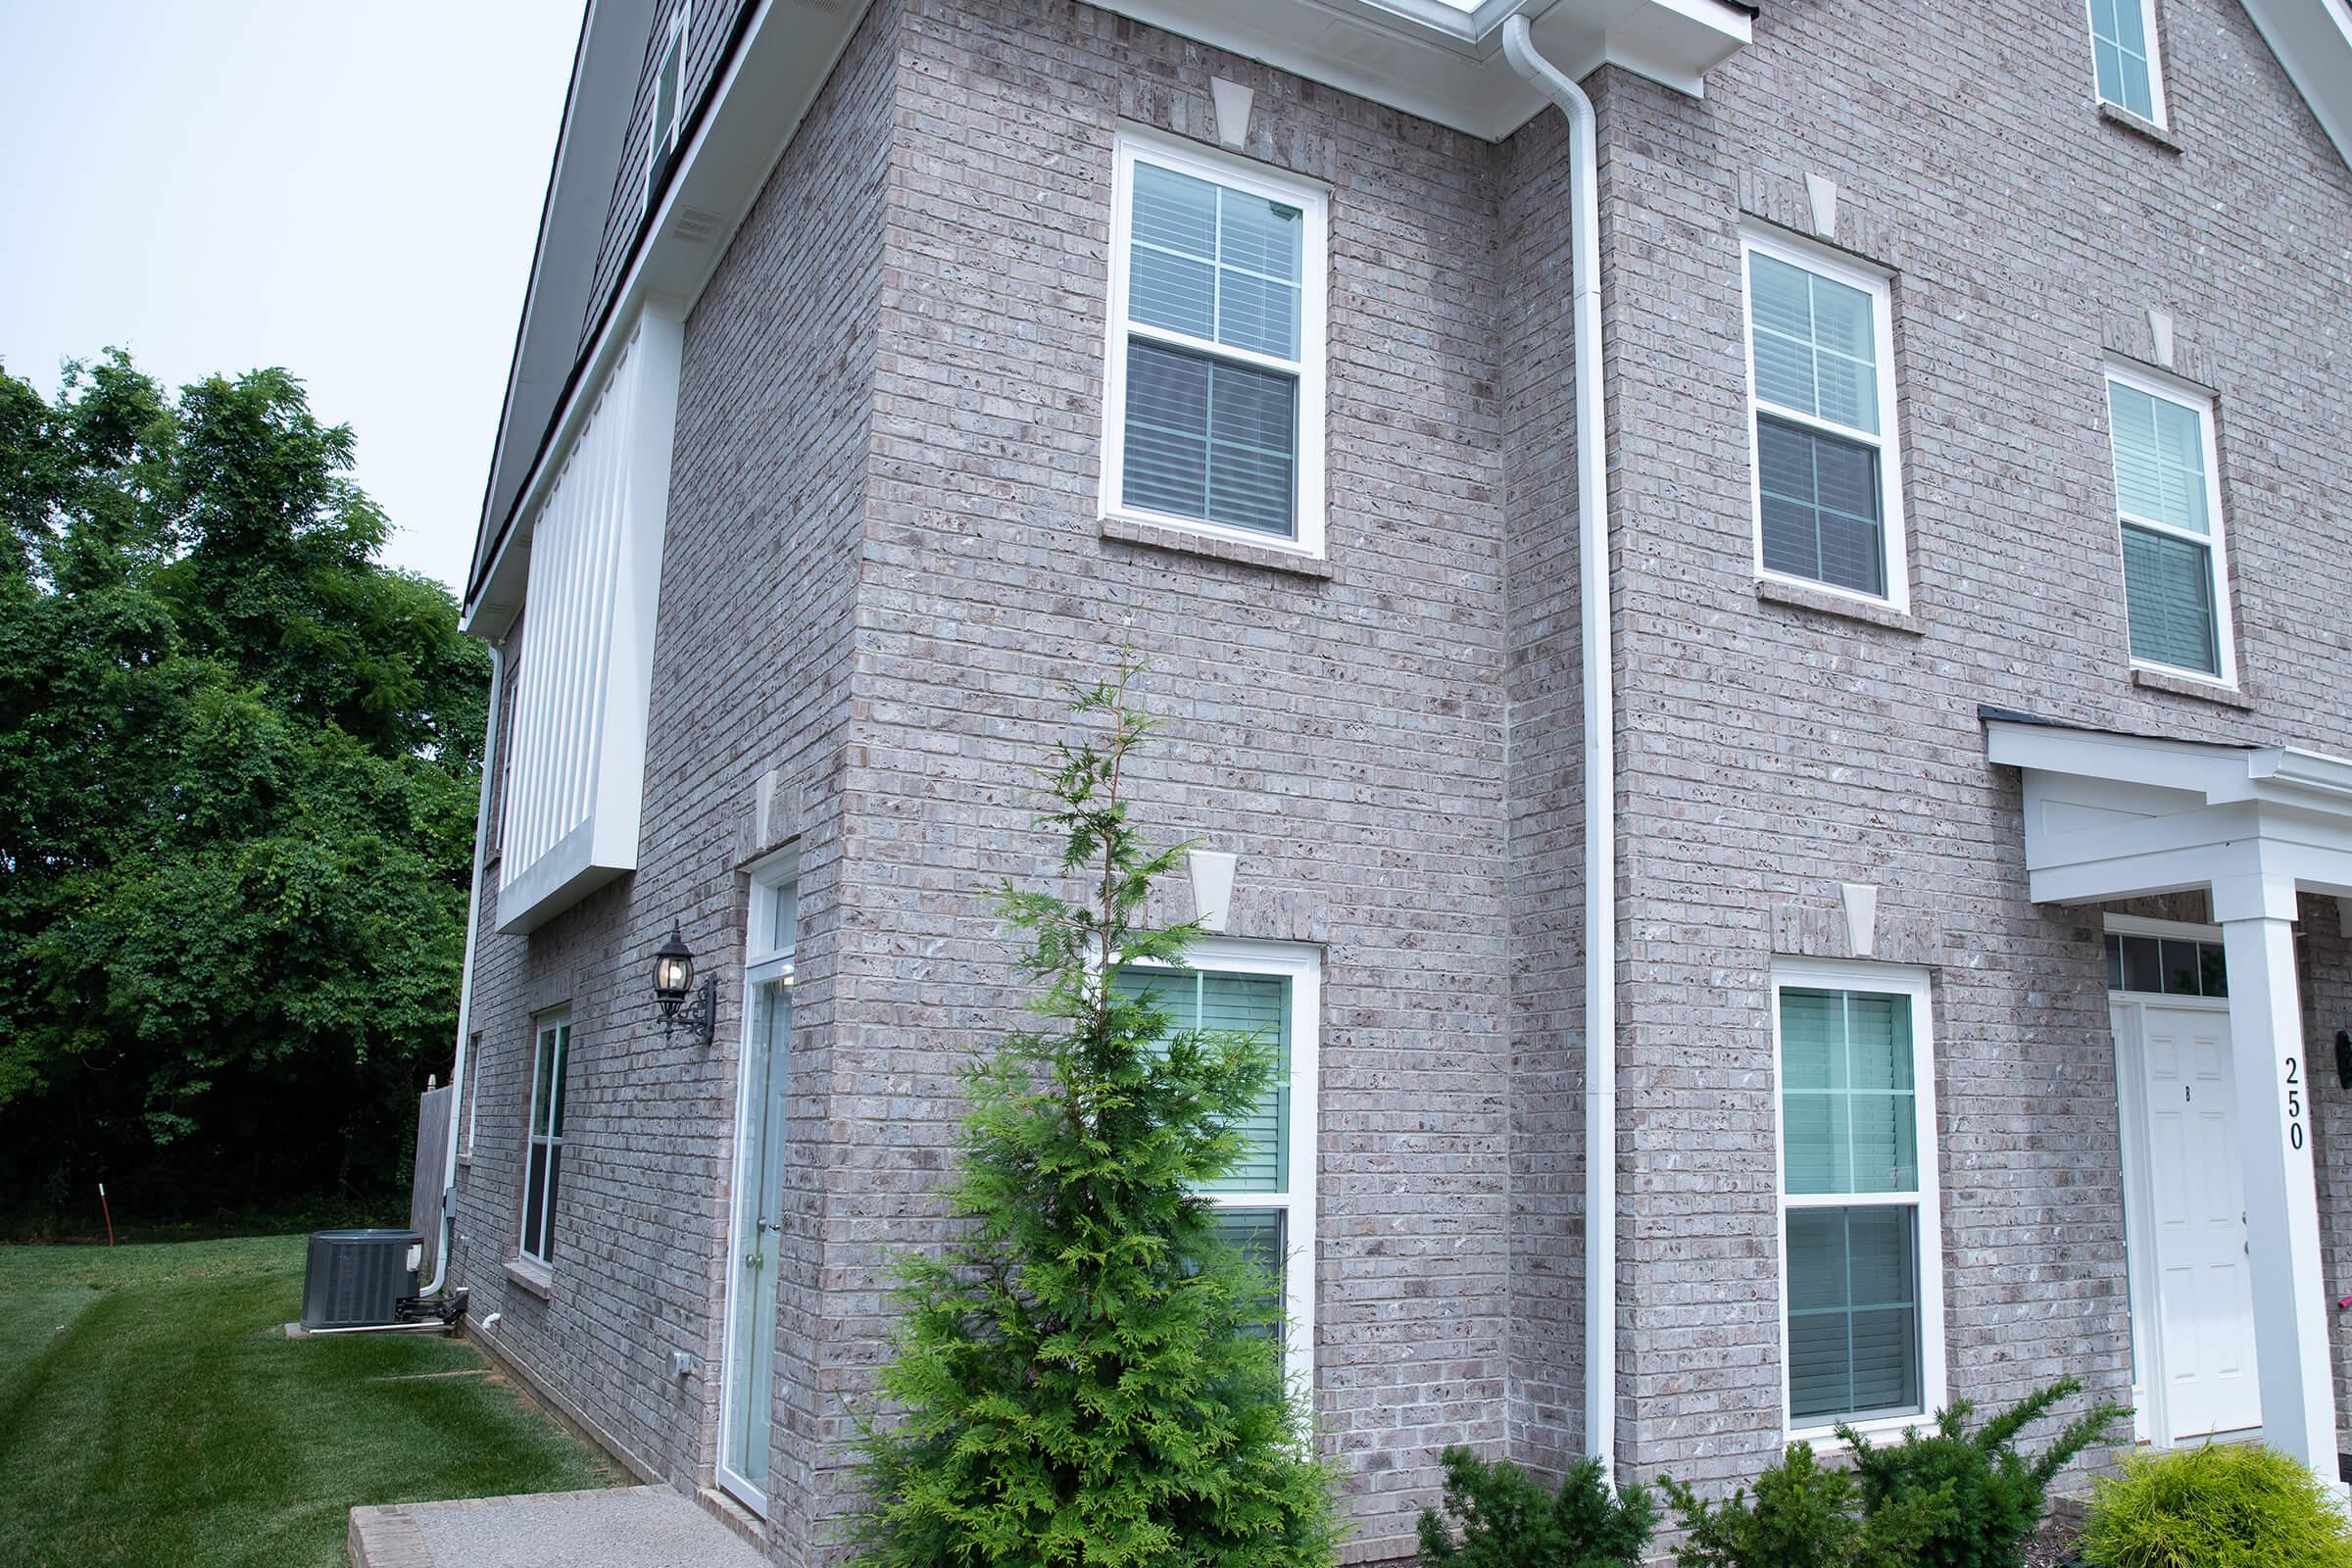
350 1486 766 1567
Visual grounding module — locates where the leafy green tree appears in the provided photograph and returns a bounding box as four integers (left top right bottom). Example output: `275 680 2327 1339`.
848 667 1341 1568
0 351 488 1227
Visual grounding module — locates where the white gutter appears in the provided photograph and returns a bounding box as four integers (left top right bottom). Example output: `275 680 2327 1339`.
1501 13 1618 1486
421 638 507 1298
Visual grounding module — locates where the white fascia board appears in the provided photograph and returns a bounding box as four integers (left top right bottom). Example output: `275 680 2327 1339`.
466 0 875 638
2236 0 2352 172
1069 0 1749 140
1984 718 2259 803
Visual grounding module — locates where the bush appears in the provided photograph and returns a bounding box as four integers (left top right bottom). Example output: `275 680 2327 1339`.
1663 1443 1945 1568
2079 1444 2352 1568
1841 1377 2129 1568
1417 1446 1655 1568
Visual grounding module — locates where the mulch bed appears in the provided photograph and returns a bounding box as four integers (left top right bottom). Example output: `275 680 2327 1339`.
2023 1516 2086 1568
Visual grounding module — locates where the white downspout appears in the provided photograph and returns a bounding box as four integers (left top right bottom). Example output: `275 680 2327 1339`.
1501 14 1618 1485
420 637 507 1298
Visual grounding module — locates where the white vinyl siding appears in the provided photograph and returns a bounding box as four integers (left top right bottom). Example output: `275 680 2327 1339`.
1111 938 1319 1387
1774 961 1944 1440
2104 367 2233 685
1741 227 1908 608
1102 131 1328 558
495 309 682 934
2087 0 2166 123
518 1011 571 1269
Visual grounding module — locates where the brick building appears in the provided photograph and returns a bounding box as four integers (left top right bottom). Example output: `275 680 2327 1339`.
437 0 2352 1560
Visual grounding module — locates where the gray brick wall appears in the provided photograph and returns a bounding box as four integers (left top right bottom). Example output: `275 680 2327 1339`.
832 2 1516 1553
1587 0 2352 1493
453 0 2352 1559
452 1 896 1560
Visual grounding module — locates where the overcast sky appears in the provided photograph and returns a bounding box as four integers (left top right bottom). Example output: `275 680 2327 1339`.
0 1 582 594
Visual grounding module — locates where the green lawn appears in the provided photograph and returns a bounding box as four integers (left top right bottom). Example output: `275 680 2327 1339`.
0 1236 617 1567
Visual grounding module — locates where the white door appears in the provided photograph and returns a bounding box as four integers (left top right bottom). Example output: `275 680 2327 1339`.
2128 1000 2263 1441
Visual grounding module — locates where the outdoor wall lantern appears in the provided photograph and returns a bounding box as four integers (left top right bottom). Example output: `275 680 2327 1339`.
653 924 716 1048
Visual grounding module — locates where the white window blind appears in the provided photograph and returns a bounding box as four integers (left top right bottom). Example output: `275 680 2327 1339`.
1775 963 1944 1437
644 5 688 212
1111 939 1319 1388
1102 133 1328 557
2105 369 2232 683
1742 230 1907 607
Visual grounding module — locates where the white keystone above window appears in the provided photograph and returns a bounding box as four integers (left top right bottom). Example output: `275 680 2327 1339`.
496 309 682 934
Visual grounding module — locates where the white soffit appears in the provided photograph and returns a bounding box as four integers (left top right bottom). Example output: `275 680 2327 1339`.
1072 0 1753 138
2237 0 2352 171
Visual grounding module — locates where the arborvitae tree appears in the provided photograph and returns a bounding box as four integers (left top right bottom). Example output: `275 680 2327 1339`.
848 666 1341 1568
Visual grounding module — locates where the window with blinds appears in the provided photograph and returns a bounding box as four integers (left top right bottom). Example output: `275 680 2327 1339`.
2087 0 2166 123
519 1011 571 1269
1109 942 1319 1386
1775 966 1944 1435
1742 230 1906 606
1102 133 1328 557
2106 371 2231 682
644 5 688 215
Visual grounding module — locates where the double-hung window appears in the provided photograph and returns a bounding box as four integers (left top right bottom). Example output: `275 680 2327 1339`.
1102 131 1329 556
2086 0 2167 124
1774 960 1944 1439
519 1010 572 1269
2105 367 2233 684
643 5 688 214
1742 228 1908 607
1110 938 1319 1387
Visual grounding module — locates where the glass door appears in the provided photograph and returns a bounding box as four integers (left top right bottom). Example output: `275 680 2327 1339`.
719 863 796 1512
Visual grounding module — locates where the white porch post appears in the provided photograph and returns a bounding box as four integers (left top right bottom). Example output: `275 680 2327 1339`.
2218 876 2339 1473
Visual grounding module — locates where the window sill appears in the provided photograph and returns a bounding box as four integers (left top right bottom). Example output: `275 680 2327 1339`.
1100 514 1334 579
504 1257 554 1300
2132 665 2250 709
2099 102 2183 154
1754 576 1922 635
1793 1411 1934 1453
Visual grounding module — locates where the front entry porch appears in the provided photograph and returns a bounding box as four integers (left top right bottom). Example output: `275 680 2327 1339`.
1988 711 2352 1479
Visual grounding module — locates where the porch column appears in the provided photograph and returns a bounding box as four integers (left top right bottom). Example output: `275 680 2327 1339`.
2218 876 2339 1473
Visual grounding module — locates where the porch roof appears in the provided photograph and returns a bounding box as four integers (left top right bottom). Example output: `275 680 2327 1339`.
1983 709 2352 918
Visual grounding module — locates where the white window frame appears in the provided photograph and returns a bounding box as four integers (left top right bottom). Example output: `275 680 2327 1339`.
2103 361 2235 688
1769 957 1946 1446
1740 223 1911 612
716 846 799 1517
1099 126 1331 561
2085 0 2170 126
1118 936 1320 1393
642 3 689 216
518 1007 571 1271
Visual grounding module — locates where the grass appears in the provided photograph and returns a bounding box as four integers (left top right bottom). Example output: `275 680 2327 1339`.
0 1236 619 1567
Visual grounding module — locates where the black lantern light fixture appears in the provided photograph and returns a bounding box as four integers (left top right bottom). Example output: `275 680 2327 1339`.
653 923 716 1047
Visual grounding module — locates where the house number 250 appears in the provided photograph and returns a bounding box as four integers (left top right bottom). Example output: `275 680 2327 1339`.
2286 1055 2308 1152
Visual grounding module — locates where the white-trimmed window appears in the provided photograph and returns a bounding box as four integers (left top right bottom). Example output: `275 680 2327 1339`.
1111 937 1319 1386
643 4 688 213
1772 960 1944 1440
2086 0 2167 124
2104 365 2233 685
1101 130 1329 557
518 1009 572 1269
1741 227 1908 608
